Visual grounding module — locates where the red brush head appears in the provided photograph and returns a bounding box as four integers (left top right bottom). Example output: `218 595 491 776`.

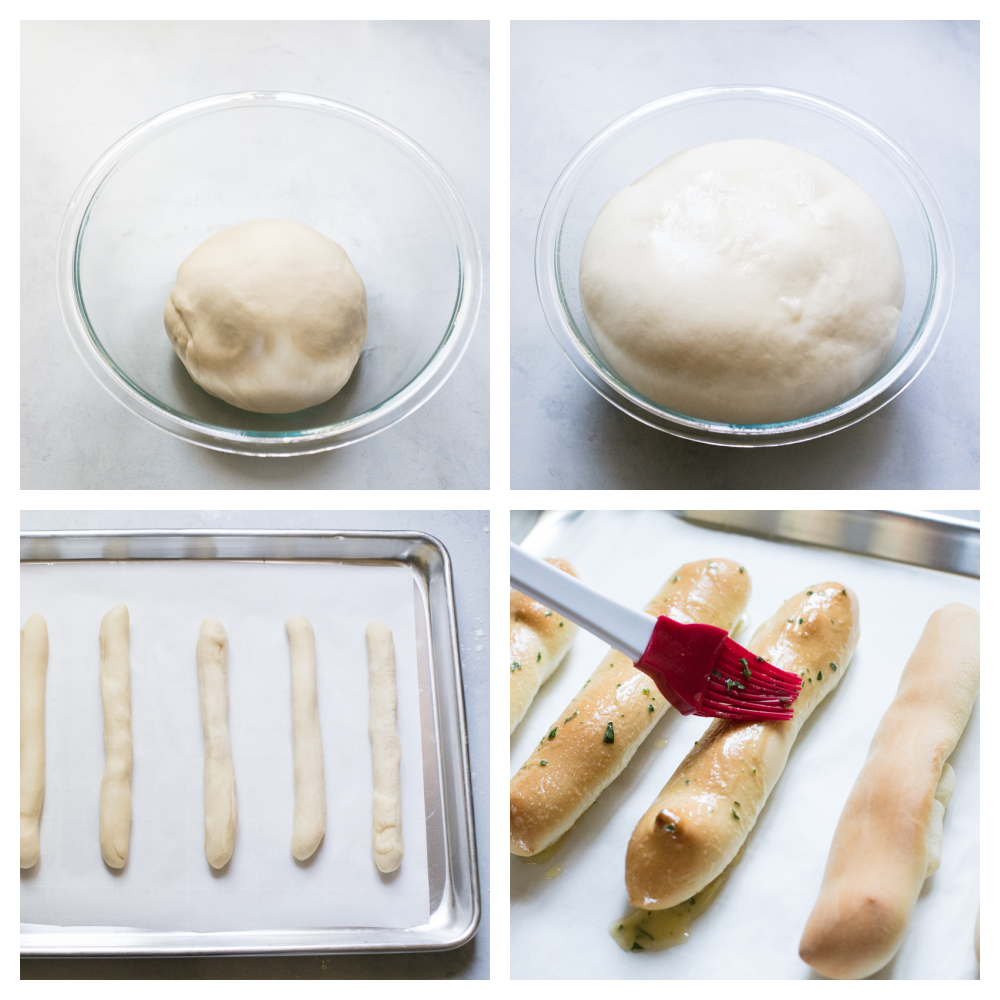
635 616 728 715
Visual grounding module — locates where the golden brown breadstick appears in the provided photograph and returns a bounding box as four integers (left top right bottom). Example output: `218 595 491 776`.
510 557 580 733
799 603 979 979
511 559 751 857
626 582 859 909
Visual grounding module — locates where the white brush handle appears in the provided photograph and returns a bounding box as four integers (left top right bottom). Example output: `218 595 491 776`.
510 543 655 663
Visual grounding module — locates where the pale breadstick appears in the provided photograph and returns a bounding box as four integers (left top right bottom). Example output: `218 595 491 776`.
626 582 859 909
511 559 751 857
99 604 132 869
799 603 979 979
20 613 48 869
197 618 237 868
366 621 403 872
286 615 326 861
511 558 581 733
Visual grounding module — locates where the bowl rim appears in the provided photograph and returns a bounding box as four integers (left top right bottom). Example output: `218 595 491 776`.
534 84 955 448
56 90 483 457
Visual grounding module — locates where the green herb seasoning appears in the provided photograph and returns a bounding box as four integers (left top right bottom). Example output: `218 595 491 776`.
731 809 740 820
798 618 804 624
558 621 564 627
841 589 847 595
648 704 655 713
806 590 813 595
631 942 644 951
539 760 547 766
536 652 541 662
755 656 764 662
734 800 741 807
548 728 557 740
685 780 690 784
752 768 756 774
564 711 578 723
510 662 521 673
671 575 679 583
643 688 650 696
830 662 837 671
544 611 552 616
604 722 615 744
664 822 675 831
741 663 751 680
739 566 745 574
817 671 823 680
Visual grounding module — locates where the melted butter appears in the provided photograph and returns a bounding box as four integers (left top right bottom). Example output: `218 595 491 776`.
610 842 748 953
544 866 562 880
520 833 567 865
654 738 668 750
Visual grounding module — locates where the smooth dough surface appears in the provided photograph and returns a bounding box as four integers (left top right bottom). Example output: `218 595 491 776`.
99 604 132 869
21 613 48 869
579 139 905 424
197 618 238 869
366 621 403 873
164 219 368 414
286 615 327 861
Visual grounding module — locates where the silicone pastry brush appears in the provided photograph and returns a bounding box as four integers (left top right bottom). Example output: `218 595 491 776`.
510 543 801 720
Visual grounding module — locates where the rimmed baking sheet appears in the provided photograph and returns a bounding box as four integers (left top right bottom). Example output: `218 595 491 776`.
510 511 979 980
21 530 478 956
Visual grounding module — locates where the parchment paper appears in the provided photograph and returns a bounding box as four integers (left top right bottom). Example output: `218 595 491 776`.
511 511 979 979
21 559 429 934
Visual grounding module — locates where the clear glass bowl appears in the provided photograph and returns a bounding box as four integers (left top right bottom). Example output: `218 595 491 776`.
535 86 954 447
57 92 482 456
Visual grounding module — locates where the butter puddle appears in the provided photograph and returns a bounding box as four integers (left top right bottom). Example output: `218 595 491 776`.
610 842 747 952
519 832 567 865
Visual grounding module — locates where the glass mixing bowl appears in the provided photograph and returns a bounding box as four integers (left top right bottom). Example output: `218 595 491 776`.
535 86 954 447
57 92 482 456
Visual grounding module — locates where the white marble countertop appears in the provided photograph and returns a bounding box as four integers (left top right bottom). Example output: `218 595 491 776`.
512 20 979 488
19 509 489 980
21 21 489 489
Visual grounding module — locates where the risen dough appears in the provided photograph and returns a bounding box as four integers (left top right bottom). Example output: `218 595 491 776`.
164 219 367 413
21 613 48 869
579 139 905 424
99 604 132 869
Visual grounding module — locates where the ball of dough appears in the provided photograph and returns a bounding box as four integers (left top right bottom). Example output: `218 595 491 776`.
164 219 367 413
579 139 905 424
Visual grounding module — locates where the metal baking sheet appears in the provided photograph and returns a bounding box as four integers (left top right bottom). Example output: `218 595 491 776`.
21 530 479 956
511 511 979 980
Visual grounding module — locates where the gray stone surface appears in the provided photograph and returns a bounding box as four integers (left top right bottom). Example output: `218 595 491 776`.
512 20 978 488
21 21 489 489
20 510 489 980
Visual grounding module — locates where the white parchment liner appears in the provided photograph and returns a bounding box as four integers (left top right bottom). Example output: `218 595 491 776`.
21 559 429 933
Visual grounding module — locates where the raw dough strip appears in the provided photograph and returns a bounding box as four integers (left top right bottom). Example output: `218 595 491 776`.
99 604 132 868
366 622 403 872
799 604 979 979
287 616 327 860
510 559 752 857
510 557 581 734
20 613 49 869
197 618 237 869
625 583 859 910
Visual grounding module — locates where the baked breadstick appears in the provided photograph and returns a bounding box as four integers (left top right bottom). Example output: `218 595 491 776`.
799 603 979 979
99 604 132 869
511 557 580 733
197 618 237 869
626 582 859 909
511 559 751 857
20 613 48 869
367 622 403 872
287 615 326 861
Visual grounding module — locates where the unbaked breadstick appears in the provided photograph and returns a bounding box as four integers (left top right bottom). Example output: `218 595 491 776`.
197 618 237 869
367 621 403 872
286 615 326 861
511 559 751 857
20 613 48 869
799 603 979 979
99 604 132 869
511 558 581 733
626 582 859 909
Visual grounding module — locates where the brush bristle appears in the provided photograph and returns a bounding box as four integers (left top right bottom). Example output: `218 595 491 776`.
696 636 802 720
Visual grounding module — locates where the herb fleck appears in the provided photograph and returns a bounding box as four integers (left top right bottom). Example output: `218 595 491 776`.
536 652 541 662
738 566 745 574
731 808 740 820
817 671 823 680
510 662 521 673
604 722 615 744
631 942 644 951
643 688 650 696
648 704 655 713
558 621 564 627
830 662 837 671
564 711 578 723
539 760 547 766
755 656 763 662
548 728 557 739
